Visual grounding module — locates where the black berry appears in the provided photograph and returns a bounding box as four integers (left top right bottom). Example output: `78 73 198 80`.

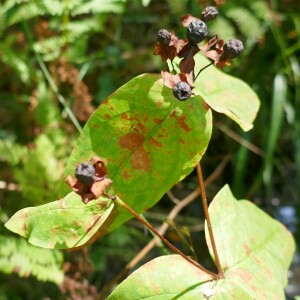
173 82 192 101
157 29 171 46
186 19 208 44
201 6 218 22
223 39 244 59
75 163 95 185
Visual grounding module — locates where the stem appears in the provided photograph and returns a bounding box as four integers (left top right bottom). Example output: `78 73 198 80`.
113 196 217 278
21 21 83 133
194 62 213 81
196 162 224 278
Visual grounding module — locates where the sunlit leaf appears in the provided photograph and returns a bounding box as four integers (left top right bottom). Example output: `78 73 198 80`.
5 192 114 249
61 73 212 237
108 185 295 299
193 55 260 131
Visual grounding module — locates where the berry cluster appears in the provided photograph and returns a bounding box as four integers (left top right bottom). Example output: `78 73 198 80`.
154 6 244 101
66 157 113 203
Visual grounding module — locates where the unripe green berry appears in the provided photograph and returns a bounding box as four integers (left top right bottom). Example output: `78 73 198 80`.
173 82 192 101
223 39 244 59
186 19 208 44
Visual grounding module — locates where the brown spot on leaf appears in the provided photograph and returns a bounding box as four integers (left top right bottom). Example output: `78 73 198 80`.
119 132 145 151
119 132 151 172
202 101 210 110
243 244 251 255
153 118 162 125
120 113 132 121
150 137 162 148
123 170 131 180
22 223 27 232
131 147 151 172
178 115 191 132
137 122 146 131
104 114 110 119
178 138 185 144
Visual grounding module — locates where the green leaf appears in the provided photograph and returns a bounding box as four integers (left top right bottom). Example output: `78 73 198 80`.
62 74 212 237
193 55 260 131
108 185 295 299
107 255 213 300
205 185 295 299
5 192 115 249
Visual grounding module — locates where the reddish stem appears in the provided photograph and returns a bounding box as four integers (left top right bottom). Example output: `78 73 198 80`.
196 162 224 278
114 196 217 278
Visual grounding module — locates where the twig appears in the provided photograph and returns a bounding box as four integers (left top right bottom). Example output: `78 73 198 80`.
113 196 217 278
98 156 230 299
195 62 214 81
196 162 224 278
216 122 264 157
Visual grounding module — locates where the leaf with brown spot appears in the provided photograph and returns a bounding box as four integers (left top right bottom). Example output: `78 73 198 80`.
5 192 115 249
61 74 212 238
108 186 295 299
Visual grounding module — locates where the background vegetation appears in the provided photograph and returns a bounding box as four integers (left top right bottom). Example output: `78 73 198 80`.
0 0 299 299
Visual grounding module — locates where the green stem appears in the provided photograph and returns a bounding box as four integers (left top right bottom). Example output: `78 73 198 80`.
21 21 83 133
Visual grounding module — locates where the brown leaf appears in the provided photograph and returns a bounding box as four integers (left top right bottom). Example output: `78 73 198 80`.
89 178 113 204
180 14 199 27
179 73 194 88
161 70 180 89
199 37 230 68
153 32 188 62
91 157 107 178
199 35 219 52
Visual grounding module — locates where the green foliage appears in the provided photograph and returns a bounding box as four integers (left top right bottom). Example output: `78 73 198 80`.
193 55 260 131
0 0 299 298
108 185 295 299
0 235 63 283
5 193 114 249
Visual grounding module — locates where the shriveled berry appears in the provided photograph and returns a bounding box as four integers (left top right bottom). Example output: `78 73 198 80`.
173 81 192 101
75 163 95 185
223 39 244 59
201 6 218 22
157 29 171 46
186 19 208 44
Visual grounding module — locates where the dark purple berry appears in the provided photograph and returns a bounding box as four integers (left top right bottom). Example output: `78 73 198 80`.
223 39 244 59
201 6 218 22
75 163 95 185
157 29 171 46
186 19 208 44
173 82 192 101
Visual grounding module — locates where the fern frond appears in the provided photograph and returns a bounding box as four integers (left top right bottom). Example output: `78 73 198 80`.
226 7 263 39
250 1 272 22
71 0 126 16
0 139 27 166
33 36 65 61
0 0 30 15
1 49 31 84
7 2 45 26
0 235 64 283
208 16 236 41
